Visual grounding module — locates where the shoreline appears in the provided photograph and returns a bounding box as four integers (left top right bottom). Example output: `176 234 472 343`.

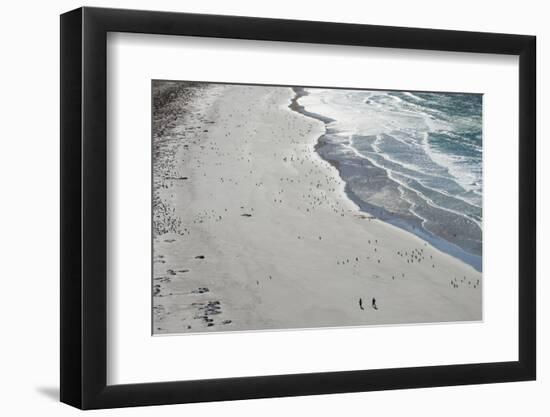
290 87 482 272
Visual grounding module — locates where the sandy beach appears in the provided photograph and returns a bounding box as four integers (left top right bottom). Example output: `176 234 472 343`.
152 82 482 334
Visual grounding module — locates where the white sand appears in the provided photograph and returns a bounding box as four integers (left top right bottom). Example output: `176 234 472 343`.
153 84 481 334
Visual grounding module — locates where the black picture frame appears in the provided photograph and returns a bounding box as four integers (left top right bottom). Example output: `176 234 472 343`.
60 6 536 410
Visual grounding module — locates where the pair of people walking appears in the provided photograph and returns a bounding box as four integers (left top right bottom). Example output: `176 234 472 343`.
359 297 377 310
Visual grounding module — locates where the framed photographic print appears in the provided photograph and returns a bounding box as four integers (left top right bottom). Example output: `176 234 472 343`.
60 6 536 409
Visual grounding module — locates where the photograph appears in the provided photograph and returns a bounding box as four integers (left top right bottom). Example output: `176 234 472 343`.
152 81 483 335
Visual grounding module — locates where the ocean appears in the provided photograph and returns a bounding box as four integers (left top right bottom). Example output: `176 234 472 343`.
297 88 483 271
